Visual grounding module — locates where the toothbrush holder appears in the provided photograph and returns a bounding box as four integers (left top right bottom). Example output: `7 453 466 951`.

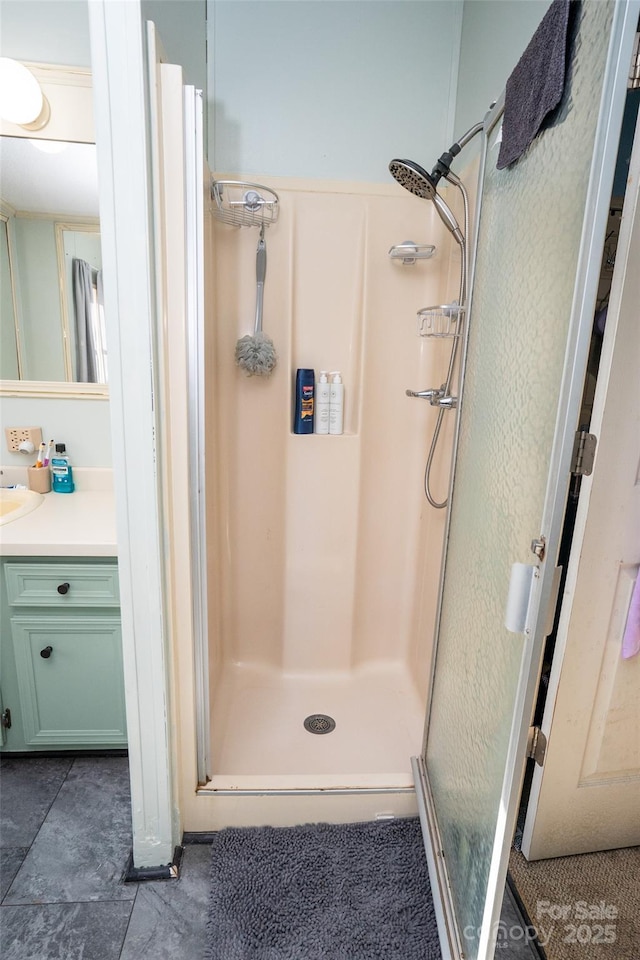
28 467 51 494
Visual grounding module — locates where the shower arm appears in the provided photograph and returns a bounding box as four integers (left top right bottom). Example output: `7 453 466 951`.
455 121 484 151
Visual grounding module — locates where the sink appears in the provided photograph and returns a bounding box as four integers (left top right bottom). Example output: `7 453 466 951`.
0 488 44 526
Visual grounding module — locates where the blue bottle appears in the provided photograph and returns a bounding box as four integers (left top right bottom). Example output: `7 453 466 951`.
293 368 315 434
51 443 75 493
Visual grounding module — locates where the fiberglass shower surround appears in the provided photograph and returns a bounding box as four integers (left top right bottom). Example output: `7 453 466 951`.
204 174 455 811
390 120 484 508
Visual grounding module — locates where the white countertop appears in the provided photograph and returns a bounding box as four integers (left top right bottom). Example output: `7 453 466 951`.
0 468 117 558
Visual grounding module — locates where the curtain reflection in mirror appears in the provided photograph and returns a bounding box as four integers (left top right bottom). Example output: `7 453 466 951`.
72 257 106 383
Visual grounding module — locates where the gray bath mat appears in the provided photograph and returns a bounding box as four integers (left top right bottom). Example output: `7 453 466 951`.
206 816 440 960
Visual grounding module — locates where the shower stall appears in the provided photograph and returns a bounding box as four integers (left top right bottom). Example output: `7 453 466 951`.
198 173 467 812
92 5 636 954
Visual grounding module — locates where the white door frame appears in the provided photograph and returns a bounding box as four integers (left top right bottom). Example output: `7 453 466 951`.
88 0 178 868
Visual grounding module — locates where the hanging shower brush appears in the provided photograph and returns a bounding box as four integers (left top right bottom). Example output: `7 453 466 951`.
235 225 277 377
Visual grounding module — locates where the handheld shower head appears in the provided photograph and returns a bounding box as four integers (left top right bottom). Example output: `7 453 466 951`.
430 191 464 245
389 120 485 243
388 158 439 200
389 158 463 244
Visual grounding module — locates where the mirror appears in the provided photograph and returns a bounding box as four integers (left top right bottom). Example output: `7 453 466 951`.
0 134 106 393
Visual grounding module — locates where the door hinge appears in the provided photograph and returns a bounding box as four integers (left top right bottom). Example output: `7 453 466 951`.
1 708 11 730
527 725 547 766
571 431 597 476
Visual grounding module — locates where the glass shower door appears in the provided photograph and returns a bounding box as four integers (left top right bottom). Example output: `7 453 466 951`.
415 3 636 959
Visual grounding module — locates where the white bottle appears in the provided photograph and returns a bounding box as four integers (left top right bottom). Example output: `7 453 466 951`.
315 370 330 434
329 371 344 435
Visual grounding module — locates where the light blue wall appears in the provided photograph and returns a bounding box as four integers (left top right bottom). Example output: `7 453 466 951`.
454 0 551 138
209 0 464 182
141 0 207 91
0 396 112 467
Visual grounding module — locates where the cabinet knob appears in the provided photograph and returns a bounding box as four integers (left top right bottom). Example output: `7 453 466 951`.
40 646 53 659
57 582 70 595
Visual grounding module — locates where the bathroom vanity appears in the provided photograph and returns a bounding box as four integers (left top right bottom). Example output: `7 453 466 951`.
0 471 125 751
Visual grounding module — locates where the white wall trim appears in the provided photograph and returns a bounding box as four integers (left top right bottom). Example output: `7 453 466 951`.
88 0 177 867
0 380 108 399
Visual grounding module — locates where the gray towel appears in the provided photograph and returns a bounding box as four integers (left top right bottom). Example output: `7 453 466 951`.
497 0 571 170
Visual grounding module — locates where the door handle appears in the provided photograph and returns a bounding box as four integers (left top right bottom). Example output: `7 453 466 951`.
57 582 70 595
40 646 53 659
504 564 536 634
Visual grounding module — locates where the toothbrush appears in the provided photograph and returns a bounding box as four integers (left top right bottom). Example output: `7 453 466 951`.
43 439 53 467
35 442 46 468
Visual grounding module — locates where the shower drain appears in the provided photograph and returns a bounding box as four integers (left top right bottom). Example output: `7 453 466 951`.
303 714 336 735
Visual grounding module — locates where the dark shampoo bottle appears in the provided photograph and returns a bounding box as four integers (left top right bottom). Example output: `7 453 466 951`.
294 368 315 434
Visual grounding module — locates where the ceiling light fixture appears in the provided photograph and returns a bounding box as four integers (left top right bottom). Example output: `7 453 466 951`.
0 58 50 129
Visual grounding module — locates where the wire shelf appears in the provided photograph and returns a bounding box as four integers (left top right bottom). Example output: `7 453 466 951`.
417 303 465 338
211 179 279 228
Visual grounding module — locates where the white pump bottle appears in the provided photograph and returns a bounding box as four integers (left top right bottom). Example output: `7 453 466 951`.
329 371 344 435
315 370 330 434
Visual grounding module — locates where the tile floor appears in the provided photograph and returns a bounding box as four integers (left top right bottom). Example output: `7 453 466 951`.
0 756 209 960
0 755 539 959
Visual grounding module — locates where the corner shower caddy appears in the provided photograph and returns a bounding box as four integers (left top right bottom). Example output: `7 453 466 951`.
417 303 465 338
210 179 280 228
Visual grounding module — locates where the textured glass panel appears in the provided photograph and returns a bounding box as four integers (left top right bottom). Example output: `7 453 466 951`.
425 4 614 958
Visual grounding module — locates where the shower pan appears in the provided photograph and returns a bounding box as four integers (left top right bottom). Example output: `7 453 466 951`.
390 121 484 508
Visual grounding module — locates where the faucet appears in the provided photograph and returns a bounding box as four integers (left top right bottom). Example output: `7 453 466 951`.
405 387 457 408
405 387 444 402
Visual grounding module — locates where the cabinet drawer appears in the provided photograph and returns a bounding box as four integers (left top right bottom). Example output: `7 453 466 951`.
4 563 120 608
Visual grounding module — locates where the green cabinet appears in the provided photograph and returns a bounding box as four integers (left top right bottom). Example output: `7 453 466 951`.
0 558 127 751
